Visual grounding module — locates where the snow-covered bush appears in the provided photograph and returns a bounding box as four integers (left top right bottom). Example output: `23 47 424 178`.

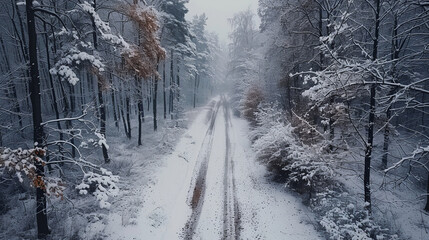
251 103 333 192
312 190 399 240
0 148 65 198
242 86 264 126
76 169 119 209
0 146 119 209
285 142 333 192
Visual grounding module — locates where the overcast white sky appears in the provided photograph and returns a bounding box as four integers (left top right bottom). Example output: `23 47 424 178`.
186 0 259 44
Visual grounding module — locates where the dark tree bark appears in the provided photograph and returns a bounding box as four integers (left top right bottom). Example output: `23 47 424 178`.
25 0 50 237
137 79 144 146
43 22 64 159
169 49 174 118
364 0 381 214
70 84 76 113
176 60 180 104
112 91 119 128
382 87 397 170
91 0 109 163
120 97 130 139
118 82 130 138
154 76 158 131
382 15 400 170
80 76 85 112
16 0 29 61
381 105 391 170
163 60 167 119
110 74 119 128
425 171 429 212
59 80 76 158
318 6 324 70
98 82 109 162
0 36 23 129
14 0 31 109
193 73 198 108
138 101 143 145
126 94 131 138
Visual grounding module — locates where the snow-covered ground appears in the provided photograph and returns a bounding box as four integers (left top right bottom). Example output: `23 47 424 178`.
336 135 429 240
83 97 322 239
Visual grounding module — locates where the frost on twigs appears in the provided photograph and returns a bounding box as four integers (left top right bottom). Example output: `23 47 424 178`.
0 147 65 199
76 169 119 209
313 191 399 240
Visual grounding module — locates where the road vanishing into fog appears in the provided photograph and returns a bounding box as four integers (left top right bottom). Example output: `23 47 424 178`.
100 96 322 240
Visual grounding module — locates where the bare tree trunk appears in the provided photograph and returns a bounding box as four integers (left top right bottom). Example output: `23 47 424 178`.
126 93 131 138
169 49 174 118
425 170 429 212
69 84 76 113
154 76 158 131
163 60 167 119
59 79 75 158
91 0 109 163
142 88 146 123
14 0 31 108
364 84 376 213
110 74 119 128
0 36 23 130
80 76 85 112
98 82 109 162
382 15 401 170
119 87 130 139
176 59 180 107
382 88 396 170
381 104 391 170
43 22 64 160
421 92 426 134
193 73 198 108
137 78 143 146
318 6 324 70
364 0 381 214
25 0 50 237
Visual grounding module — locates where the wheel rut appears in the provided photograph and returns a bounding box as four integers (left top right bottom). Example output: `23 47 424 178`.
183 101 221 240
222 97 241 240
182 97 241 240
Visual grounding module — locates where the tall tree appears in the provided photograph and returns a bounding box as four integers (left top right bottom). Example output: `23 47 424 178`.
25 0 50 237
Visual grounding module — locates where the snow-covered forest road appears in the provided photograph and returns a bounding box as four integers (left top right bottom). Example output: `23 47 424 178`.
100 97 322 240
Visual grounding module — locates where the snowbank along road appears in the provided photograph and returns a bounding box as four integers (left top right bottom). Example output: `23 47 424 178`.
101 96 321 240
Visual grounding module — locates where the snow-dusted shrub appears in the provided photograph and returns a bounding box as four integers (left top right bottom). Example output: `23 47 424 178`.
251 104 333 192
312 190 399 240
0 146 119 209
285 143 333 193
250 102 284 141
0 148 65 198
76 170 119 209
242 86 264 126
252 119 293 179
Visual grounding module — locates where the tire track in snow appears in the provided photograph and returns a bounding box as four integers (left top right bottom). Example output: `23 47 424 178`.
183 100 221 240
222 97 241 240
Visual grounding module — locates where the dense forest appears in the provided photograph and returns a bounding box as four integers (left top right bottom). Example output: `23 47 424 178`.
0 0 223 238
228 0 429 239
1 0 429 239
